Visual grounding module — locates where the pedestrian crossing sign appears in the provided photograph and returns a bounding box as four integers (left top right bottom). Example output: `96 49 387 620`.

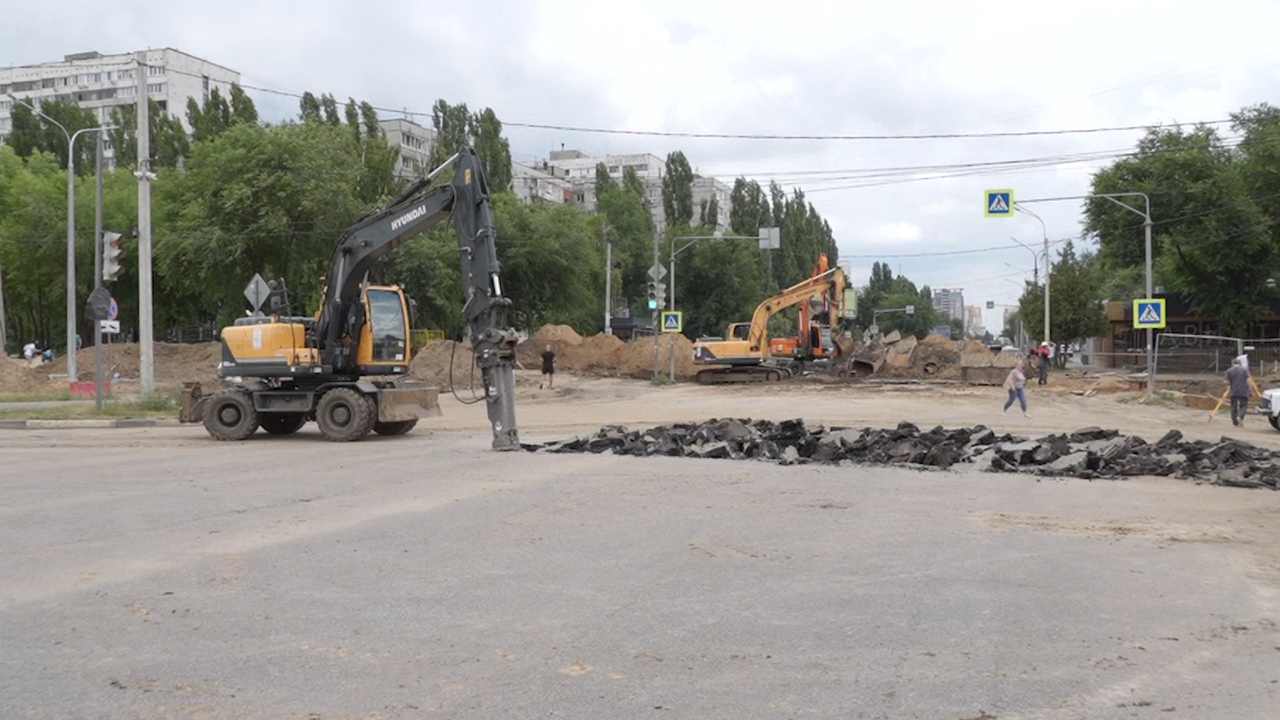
984 189 1014 217
1133 298 1166 329
661 310 683 333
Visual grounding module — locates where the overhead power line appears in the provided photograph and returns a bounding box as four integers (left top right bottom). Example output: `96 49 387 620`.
156 66 1235 144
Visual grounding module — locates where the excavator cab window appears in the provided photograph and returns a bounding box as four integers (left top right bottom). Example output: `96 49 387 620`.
730 324 751 341
366 289 408 362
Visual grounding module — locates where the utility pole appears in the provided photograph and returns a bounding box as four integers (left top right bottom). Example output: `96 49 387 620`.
136 52 155 396
603 227 612 335
652 231 660 379
94 132 105 410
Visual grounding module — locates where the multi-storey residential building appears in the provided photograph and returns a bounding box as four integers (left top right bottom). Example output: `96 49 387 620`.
377 117 435 180
544 149 730 233
513 161 572 204
932 288 965 322
0 49 239 146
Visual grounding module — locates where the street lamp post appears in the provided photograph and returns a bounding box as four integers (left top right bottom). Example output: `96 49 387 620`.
667 229 779 380
8 94 115 384
1012 204 1050 350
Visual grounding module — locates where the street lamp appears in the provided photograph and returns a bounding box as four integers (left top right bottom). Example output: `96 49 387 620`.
1011 204 1050 349
666 229 779 379
8 94 115 383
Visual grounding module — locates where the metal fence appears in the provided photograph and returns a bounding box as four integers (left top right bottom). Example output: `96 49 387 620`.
1154 333 1280 380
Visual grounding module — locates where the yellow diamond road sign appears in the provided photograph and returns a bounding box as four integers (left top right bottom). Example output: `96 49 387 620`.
1133 299 1166 329
661 311 683 333
984 189 1014 217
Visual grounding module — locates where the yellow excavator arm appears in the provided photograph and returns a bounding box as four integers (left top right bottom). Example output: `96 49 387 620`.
693 267 848 368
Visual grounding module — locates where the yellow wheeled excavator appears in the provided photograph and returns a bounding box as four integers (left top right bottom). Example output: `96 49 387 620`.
691 266 849 384
186 147 520 447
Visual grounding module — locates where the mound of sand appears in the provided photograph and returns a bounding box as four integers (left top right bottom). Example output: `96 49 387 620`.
517 324 588 368
572 332 626 374
409 340 477 386
0 342 223 394
614 334 697 380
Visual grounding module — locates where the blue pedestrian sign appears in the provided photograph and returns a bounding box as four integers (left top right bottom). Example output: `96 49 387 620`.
661 310 683 333
984 189 1014 217
1133 298 1166 329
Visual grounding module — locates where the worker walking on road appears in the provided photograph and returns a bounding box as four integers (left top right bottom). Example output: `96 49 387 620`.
540 344 556 390
1003 361 1030 418
1225 357 1252 427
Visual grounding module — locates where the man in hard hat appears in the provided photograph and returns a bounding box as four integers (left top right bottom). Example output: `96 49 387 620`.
1036 341 1053 386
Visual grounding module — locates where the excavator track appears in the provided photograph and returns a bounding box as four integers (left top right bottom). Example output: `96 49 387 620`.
695 365 796 385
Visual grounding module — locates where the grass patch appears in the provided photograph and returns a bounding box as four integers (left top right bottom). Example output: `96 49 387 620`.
650 375 676 386
0 390 74 403
0 391 179 420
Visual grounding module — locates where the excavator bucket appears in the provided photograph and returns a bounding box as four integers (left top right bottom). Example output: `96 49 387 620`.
375 381 442 422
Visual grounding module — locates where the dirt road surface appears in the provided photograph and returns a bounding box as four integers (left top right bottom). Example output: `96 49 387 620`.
2 375 1278 718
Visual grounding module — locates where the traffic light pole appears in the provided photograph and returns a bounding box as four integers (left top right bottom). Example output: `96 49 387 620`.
94 133 104 410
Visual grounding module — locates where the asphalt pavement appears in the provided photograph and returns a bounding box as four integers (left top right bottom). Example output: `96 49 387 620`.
1 426 1278 719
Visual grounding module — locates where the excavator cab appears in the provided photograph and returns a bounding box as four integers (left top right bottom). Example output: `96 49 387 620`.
355 285 412 372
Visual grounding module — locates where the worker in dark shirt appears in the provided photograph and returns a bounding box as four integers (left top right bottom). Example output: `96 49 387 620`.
1225 357 1252 426
540 344 556 389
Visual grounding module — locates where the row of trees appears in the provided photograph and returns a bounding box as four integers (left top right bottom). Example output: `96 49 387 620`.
997 102 1280 352
1 91 848 351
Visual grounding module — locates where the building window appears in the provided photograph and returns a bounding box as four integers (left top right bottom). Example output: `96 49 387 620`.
632 164 647 172
147 83 165 95
609 165 620 173
0 100 9 111
118 86 136 98
148 64 164 76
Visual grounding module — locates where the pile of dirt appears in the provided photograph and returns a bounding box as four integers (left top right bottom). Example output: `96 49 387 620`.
912 334 961 377
613 334 698 380
960 340 995 368
517 324 586 368
409 340 477 386
0 356 43 393
0 342 223 393
572 332 627 374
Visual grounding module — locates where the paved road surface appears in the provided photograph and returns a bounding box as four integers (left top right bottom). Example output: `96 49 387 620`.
1 425 1278 719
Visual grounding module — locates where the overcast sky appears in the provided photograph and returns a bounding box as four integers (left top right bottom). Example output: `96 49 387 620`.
6 0 1280 333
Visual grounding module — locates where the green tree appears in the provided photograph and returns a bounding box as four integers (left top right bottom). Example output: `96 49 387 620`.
597 165 654 311
229 84 258 126
1085 124 1276 333
155 121 377 328
186 86 231 143
661 151 693 228
4 102 42 159
1016 242 1108 349
299 92 322 123
471 108 512 193
671 236 774 338
109 99 190 169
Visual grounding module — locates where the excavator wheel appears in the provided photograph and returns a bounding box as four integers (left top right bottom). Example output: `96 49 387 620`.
316 388 376 442
203 388 260 441
373 419 419 436
259 412 308 435
766 370 783 382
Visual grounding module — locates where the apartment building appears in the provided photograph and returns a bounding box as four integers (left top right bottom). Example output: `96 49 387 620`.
0 49 240 145
377 117 435 180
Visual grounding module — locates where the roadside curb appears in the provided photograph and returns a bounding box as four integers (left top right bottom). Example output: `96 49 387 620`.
0 418 182 430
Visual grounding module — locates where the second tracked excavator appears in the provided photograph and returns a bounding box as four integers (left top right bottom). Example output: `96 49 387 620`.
691 266 848 384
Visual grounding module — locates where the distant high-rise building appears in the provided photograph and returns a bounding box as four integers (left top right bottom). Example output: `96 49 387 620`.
932 288 965 322
964 305 985 337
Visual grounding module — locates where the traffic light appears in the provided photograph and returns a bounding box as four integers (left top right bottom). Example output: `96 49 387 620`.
647 281 659 310
102 231 124 282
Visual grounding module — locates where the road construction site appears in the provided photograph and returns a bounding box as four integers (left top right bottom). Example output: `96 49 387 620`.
3 363 1280 719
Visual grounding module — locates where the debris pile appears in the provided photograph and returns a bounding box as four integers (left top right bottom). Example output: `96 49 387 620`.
523 419 1280 489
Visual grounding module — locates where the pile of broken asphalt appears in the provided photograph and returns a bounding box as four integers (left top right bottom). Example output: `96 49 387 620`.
523 419 1280 490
